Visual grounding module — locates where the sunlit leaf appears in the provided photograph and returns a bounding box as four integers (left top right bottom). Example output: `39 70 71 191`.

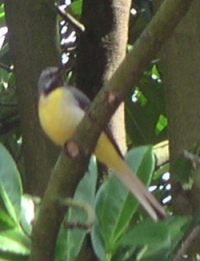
118 216 189 260
126 65 166 146
0 144 22 219
68 0 82 17
91 146 155 260
0 229 30 256
0 184 19 228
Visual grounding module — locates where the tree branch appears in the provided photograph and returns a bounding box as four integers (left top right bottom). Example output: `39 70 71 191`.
173 206 200 260
55 3 85 33
30 0 194 260
174 226 200 261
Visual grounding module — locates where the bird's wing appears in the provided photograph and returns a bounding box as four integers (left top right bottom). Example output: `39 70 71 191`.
69 86 91 110
69 86 123 158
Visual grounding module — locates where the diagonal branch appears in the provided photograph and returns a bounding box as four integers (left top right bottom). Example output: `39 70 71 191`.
30 0 194 260
174 226 200 261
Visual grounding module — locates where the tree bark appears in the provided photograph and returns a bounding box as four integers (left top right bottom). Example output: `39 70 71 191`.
76 0 131 154
159 0 200 214
5 0 59 196
159 0 200 255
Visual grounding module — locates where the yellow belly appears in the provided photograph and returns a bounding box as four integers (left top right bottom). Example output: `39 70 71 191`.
39 88 84 145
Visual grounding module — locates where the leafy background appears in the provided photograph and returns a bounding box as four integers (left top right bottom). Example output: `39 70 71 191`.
0 1 192 261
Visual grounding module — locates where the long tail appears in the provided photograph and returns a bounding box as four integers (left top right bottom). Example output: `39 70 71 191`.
95 133 166 221
114 162 166 221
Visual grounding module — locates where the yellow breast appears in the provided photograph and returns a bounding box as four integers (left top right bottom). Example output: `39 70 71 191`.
38 88 84 146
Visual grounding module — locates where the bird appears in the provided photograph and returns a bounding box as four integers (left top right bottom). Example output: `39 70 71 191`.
38 66 166 221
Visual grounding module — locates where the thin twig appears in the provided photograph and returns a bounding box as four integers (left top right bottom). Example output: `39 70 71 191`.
59 198 96 230
0 62 13 72
183 150 200 167
55 3 85 33
173 225 200 261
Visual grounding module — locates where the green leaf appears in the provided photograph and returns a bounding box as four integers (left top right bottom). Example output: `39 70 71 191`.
0 143 22 219
140 253 171 261
0 252 28 261
0 184 19 228
91 146 155 260
0 229 30 256
55 157 97 261
151 64 161 79
90 222 105 261
164 216 190 249
68 0 82 17
119 219 170 247
155 114 168 135
125 65 166 146
0 4 5 24
0 209 15 230
119 216 189 260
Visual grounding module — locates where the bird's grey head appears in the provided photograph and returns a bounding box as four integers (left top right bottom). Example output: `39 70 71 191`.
38 67 63 95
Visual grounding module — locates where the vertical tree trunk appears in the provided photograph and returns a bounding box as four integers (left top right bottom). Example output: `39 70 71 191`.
76 0 131 154
159 0 200 214
5 0 59 196
159 1 200 254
